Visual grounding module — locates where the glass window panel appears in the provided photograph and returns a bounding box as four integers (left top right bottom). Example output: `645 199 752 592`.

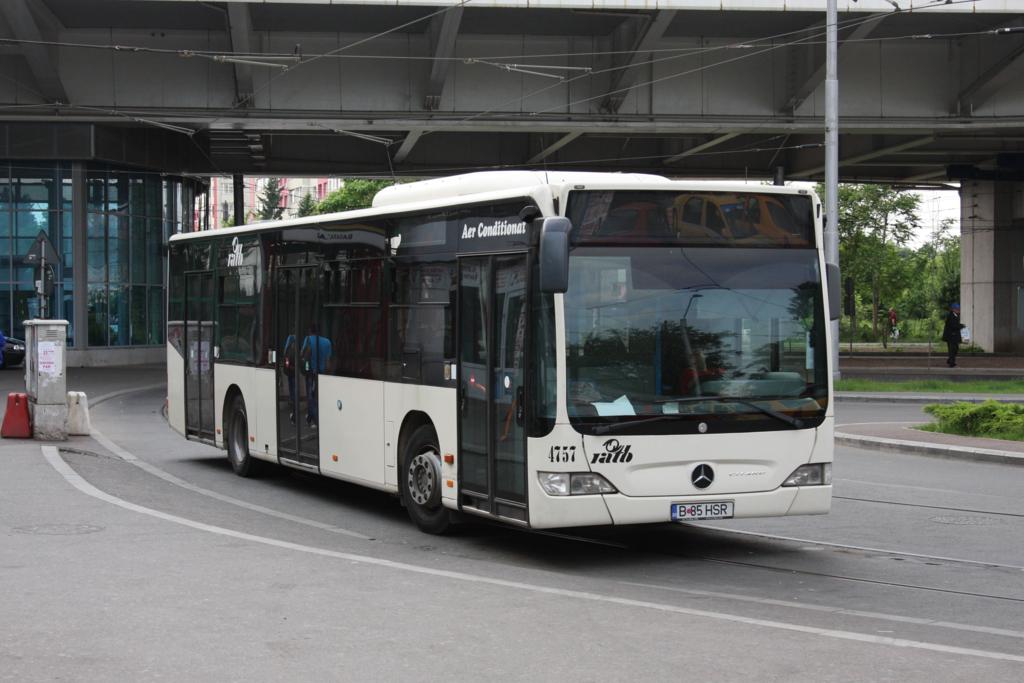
86 172 105 212
14 239 35 263
128 175 144 217
62 280 74 345
0 171 11 210
148 287 163 345
131 215 146 284
148 219 162 285
108 214 129 283
87 213 106 283
108 284 129 346
0 289 10 340
0 211 10 260
88 283 107 346
145 176 161 218
15 210 49 238
14 174 53 211
62 212 73 273
61 170 73 210
14 281 40 335
108 173 128 213
131 285 146 345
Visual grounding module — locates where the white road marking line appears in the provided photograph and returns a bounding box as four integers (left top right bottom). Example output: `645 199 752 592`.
622 581 1024 640
89 383 166 408
836 478 976 497
41 445 1024 664
692 525 1024 572
88 425 372 541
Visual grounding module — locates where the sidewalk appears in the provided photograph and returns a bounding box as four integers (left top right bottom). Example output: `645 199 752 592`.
0 365 166 422
834 418 1024 466
840 352 1024 381
835 391 1024 466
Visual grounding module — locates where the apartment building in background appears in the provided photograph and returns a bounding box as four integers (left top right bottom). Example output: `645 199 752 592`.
208 176 345 229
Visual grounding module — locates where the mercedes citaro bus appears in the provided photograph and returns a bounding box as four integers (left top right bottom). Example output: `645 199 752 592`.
167 171 837 534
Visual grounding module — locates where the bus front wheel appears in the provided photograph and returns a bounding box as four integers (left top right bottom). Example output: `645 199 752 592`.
401 424 450 534
227 395 261 477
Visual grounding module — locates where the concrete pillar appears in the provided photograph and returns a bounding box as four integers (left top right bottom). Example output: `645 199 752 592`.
960 180 1024 353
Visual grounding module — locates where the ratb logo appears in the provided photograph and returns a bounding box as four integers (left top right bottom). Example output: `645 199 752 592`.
591 438 634 464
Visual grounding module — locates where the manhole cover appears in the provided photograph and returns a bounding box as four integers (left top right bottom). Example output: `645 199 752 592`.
929 515 1001 526
12 523 105 535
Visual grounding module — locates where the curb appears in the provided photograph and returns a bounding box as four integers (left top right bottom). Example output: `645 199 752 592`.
835 432 1024 466
836 393 1024 404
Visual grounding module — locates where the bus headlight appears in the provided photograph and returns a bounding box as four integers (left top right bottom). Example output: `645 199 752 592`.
538 472 617 496
782 463 832 487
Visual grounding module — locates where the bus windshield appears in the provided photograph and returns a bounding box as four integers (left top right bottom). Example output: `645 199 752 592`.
564 246 828 434
568 189 814 247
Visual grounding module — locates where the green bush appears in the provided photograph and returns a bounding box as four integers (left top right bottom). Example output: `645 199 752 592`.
923 401 1024 441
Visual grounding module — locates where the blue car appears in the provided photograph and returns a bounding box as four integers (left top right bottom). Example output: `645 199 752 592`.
2 337 25 369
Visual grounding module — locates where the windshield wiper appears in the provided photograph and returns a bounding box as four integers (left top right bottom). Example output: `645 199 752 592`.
712 397 804 429
591 395 804 434
592 415 684 435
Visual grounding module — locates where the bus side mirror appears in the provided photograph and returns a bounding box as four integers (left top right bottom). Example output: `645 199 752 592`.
825 263 840 321
538 217 571 293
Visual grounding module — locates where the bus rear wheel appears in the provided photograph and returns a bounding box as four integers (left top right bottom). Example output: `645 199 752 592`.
227 395 261 477
401 424 450 534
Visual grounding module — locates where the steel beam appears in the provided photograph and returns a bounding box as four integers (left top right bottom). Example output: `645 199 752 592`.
797 136 935 178
0 0 67 103
424 7 463 111
785 15 885 114
226 3 254 107
527 132 582 165
392 129 424 164
662 133 739 165
902 169 948 182
955 31 1024 114
600 10 675 115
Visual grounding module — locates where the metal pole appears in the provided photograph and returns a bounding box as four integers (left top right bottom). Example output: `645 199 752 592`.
233 174 245 226
39 253 46 318
825 0 840 381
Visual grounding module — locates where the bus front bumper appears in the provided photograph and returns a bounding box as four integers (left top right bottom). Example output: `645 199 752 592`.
599 484 832 526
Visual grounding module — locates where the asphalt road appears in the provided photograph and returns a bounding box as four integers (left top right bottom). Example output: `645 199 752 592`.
2 391 1022 681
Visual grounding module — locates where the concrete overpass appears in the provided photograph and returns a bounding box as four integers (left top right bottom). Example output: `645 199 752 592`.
0 0 1022 354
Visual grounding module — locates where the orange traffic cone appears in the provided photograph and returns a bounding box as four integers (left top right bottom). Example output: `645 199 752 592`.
1 393 32 438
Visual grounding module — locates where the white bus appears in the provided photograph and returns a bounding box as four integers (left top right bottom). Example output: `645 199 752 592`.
167 171 837 534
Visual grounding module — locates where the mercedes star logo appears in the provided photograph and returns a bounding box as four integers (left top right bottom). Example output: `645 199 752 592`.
691 464 714 489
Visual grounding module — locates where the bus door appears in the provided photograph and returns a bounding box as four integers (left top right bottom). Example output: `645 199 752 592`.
184 270 215 440
457 254 529 523
275 266 320 468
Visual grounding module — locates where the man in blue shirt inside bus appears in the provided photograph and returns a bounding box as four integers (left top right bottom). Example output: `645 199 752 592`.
300 323 332 426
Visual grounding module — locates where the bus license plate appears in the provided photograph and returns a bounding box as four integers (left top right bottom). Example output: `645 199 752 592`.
671 502 734 521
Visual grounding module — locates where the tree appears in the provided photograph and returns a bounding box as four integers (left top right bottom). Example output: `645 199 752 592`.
820 183 921 342
257 178 285 221
317 179 392 214
296 191 318 217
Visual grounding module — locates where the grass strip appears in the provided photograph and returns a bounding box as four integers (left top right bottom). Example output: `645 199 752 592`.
835 378 1024 394
920 401 1024 442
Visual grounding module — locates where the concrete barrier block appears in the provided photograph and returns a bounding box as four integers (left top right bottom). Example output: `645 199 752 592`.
66 391 91 436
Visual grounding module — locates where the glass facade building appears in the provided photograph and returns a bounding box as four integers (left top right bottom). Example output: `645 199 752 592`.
0 160 204 352
0 162 72 343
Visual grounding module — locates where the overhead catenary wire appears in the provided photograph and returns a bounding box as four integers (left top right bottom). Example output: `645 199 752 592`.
0 0 1002 133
